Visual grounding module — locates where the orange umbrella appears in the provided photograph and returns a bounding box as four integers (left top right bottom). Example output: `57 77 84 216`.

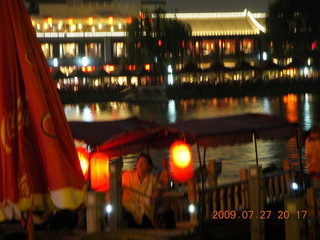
0 0 85 225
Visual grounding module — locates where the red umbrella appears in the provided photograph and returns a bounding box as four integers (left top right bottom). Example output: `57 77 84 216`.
0 0 85 231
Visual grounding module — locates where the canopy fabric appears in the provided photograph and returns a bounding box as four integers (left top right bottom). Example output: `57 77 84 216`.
0 0 85 217
96 127 192 158
68 117 157 147
69 114 295 158
170 113 296 147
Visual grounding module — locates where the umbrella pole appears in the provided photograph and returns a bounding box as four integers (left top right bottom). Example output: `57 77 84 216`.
26 210 34 240
196 143 204 231
253 132 259 166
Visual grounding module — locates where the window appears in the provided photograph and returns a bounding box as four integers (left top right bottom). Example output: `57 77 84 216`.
85 42 102 58
59 43 78 58
41 43 53 59
241 39 253 54
202 40 215 56
113 42 125 58
223 40 235 55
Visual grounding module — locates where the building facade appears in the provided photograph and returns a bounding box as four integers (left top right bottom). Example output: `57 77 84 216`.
32 1 267 85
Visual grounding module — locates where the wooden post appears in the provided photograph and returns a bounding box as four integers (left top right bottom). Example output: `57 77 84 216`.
249 166 265 240
285 197 306 240
206 160 218 217
306 188 317 239
283 159 292 195
240 168 249 209
207 160 218 187
109 157 123 231
187 178 198 224
86 190 105 233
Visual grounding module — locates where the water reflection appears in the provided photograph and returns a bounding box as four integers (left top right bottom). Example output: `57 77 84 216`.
303 94 312 130
283 94 298 123
167 100 177 123
65 94 320 184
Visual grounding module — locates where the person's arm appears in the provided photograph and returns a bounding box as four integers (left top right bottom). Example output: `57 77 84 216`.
150 175 164 203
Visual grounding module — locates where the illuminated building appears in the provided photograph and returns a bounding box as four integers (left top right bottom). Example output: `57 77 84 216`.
32 1 267 84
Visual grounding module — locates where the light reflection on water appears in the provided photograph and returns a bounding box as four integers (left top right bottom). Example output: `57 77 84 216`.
65 94 320 184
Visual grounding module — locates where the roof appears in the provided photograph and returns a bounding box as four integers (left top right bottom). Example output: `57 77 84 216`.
166 11 266 36
69 117 156 147
69 114 296 158
170 113 296 147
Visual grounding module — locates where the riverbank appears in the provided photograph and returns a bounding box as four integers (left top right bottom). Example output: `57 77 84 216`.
58 78 320 104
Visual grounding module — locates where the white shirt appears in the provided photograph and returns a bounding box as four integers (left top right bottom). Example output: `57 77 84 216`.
122 170 161 224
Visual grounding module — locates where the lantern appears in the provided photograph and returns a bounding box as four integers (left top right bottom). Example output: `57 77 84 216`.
90 152 110 192
76 147 89 180
169 141 194 182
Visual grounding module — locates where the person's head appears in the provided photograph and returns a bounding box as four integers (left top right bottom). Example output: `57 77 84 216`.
136 153 153 177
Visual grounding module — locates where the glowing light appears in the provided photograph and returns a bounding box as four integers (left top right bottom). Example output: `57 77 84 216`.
88 17 93 25
53 58 58 67
108 17 113 25
82 57 89 66
144 64 150 71
292 182 299 190
90 152 110 192
172 144 191 168
188 204 196 214
139 11 145 19
58 22 63 30
68 18 73 26
70 25 76 32
76 147 90 180
126 17 132 24
262 52 267 61
105 204 112 214
169 141 194 183
47 17 53 26
104 65 115 73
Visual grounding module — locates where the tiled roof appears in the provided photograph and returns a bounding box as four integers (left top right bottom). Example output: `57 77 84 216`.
170 11 266 36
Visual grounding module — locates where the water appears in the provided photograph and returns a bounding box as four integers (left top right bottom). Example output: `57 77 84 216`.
64 93 320 184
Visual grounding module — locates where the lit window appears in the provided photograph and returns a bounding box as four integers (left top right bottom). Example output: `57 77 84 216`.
242 39 253 54
223 39 235 55
59 43 79 58
41 43 53 59
85 43 102 58
113 42 125 58
202 40 215 56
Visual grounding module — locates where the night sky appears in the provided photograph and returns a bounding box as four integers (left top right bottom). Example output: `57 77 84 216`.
138 0 273 12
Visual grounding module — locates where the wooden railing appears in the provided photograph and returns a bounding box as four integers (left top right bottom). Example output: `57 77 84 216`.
165 160 297 224
202 180 249 219
263 171 290 204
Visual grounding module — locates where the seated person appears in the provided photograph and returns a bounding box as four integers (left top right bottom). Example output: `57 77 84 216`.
122 154 162 228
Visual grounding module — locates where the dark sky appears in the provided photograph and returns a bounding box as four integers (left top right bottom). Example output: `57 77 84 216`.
167 0 273 12
135 0 273 12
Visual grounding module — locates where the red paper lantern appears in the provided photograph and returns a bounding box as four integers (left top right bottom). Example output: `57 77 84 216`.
76 147 89 180
169 141 194 182
90 152 110 192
